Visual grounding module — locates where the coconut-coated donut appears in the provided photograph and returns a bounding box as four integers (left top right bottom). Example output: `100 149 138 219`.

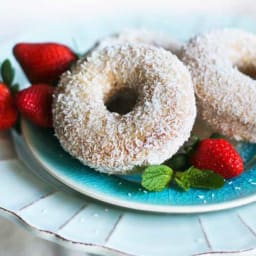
88 29 180 55
52 44 196 174
181 29 256 142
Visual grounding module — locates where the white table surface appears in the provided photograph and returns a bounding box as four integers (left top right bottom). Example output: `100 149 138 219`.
1 1 256 255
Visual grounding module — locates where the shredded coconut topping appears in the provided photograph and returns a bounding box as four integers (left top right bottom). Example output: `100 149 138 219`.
181 29 256 142
52 44 196 174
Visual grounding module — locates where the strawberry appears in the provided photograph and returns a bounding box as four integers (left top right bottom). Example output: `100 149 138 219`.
13 43 76 84
0 83 17 130
15 84 54 128
190 138 243 179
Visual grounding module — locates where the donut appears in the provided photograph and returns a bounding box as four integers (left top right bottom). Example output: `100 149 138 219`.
52 44 196 174
88 29 180 55
181 29 256 142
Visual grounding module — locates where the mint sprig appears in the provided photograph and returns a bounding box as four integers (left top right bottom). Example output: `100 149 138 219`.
140 165 224 192
140 134 225 192
175 167 225 191
141 165 173 192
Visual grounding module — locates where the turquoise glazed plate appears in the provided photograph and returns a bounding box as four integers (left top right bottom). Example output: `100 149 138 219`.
22 119 256 213
16 14 256 213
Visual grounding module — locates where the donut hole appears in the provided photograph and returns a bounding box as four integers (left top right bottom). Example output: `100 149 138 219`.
237 64 256 79
105 87 139 115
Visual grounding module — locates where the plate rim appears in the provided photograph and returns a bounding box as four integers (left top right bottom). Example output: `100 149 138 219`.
21 119 256 214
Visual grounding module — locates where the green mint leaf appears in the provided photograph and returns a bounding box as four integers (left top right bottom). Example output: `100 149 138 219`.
165 153 189 171
187 167 225 189
175 172 190 191
1 59 15 86
141 165 173 192
174 167 225 191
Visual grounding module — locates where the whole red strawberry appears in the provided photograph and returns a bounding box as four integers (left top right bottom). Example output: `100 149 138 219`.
0 83 17 130
13 43 76 84
190 138 243 179
15 84 54 128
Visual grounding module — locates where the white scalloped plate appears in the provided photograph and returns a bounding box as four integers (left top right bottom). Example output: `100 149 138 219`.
1 13 256 256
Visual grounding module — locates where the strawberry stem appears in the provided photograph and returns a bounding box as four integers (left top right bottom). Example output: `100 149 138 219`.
1 59 14 86
0 59 19 94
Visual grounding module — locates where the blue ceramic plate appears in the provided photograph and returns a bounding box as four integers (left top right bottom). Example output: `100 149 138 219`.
18 14 256 213
22 119 256 213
